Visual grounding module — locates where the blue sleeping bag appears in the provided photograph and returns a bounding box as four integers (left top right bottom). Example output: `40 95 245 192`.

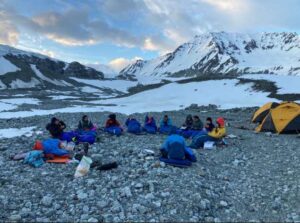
77 134 96 144
60 131 77 142
75 130 97 144
143 125 157 134
176 129 206 139
105 126 123 136
42 139 69 157
126 119 142 134
190 133 217 149
160 134 197 167
159 157 192 167
143 116 157 134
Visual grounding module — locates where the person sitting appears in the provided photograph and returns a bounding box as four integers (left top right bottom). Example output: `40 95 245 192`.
105 114 123 136
33 139 70 159
177 114 197 138
159 115 176 134
143 115 157 134
125 117 142 134
160 134 197 167
192 115 203 130
190 117 226 149
183 114 193 129
78 115 94 132
204 117 215 132
46 117 66 139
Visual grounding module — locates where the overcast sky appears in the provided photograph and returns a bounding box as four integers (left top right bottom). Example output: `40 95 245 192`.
1 0 299 71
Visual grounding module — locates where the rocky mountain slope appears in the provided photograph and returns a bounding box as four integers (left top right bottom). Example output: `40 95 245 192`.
120 32 300 79
0 44 104 90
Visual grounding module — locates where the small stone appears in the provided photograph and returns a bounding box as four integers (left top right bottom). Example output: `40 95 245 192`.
220 200 228 207
161 192 170 198
145 193 155 200
122 186 132 197
160 162 166 168
83 205 89 214
88 217 98 223
41 196 53 207
9 214 22 221
170 209 177 214
135 183 143 189
77 192 88 200
97 200 108 209
111 201 122 213
153 201 161 208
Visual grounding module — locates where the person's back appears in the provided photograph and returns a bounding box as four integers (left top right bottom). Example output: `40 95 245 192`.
162 135 186 160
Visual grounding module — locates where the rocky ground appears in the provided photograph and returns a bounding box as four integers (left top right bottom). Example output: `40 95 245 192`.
0 106 299 222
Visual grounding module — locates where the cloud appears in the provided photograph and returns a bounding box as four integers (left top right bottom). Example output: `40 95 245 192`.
0 11 19 45
1 0 300 59
108 57 143 72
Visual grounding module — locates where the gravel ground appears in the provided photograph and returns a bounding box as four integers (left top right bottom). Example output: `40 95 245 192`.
0 106 299 222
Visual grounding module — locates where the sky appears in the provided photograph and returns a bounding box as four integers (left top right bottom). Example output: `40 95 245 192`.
1 0 300 72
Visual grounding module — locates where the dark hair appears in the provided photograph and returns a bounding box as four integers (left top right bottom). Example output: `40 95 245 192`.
206 117 212 122
82 115 88 121
109 113 116 120
51 117 58 124
193 115 199 119
164 115 168 118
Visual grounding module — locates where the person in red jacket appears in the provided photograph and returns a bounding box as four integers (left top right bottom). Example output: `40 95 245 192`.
105 114 121 128
105 114 123 136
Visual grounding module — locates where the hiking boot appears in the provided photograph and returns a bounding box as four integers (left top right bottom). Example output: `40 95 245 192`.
83 142 89 155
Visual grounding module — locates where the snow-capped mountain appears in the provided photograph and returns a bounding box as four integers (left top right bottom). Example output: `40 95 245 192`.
120 32 300 79
0 44 105 90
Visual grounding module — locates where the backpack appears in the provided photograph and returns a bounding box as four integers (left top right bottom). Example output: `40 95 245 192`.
24 151 44 168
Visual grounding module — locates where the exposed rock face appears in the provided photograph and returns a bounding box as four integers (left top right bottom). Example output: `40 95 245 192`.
0 44 104 90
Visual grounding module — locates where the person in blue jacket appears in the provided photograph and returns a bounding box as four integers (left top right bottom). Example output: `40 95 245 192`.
159 115 175 134
143 115 157 134
160 134 196 166
126 116 142 134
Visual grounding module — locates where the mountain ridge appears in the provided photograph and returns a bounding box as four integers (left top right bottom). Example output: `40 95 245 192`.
119 32 300 79
0 44 105 90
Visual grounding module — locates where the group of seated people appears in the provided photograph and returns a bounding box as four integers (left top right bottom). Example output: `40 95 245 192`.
45 113 226 147
41 113 226 166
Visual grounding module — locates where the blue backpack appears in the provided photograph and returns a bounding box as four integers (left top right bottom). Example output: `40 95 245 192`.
24 151 44 168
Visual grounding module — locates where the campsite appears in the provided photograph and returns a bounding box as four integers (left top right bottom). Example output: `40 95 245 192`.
1 0 300 222
0 105 299 222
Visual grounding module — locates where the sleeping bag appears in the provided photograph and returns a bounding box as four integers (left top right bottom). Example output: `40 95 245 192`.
42 139 70 158
176 129 205 139
143 116 157 134
105 126 123 136
60 131 77 142
126 119 142 134
189 133 216 149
